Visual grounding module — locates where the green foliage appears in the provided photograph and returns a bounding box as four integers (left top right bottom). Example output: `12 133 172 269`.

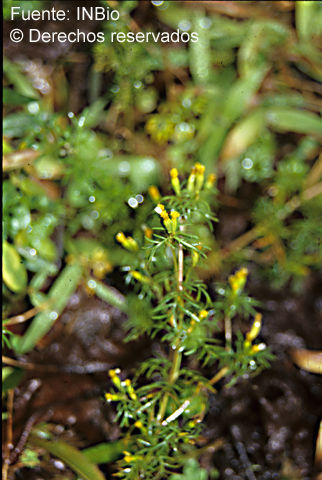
2 367 24 393
169 459 208 480
19 449 41 469
30 434 105 480
3 57 157 351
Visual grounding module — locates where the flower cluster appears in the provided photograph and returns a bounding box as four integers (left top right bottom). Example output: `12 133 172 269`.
105 369 137 403
154 204 180 234
229 267 248 295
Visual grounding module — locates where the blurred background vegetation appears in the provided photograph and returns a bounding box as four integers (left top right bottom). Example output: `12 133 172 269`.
2 0 322 478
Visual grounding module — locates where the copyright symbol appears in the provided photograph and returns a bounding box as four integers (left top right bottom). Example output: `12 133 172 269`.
10 29 23 43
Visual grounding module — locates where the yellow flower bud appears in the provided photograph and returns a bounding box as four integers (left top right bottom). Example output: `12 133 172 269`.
187 319 196 334
127 237 139 252
199 310 208 320
251 343 266 354
124 378 137 400
188 420 198 428
246 313 262 343
108 369 122 389
108 368 120 378
229 267 248 295
134 420 147 433
116 233 139 252
154 203 165 214
143 225 153 239
160 210 170 221
170 210 180 233
130 270 141 280
155 204 172 233
171 211 180 220
130 270 150 284
195 163 205 174
195 163 205 194
123 452 133 463
187 166 196 192
205 173 216 189
170 168 181 196
191 250 199 267
105 393 119 402
148 185 161 203
116 232 126 244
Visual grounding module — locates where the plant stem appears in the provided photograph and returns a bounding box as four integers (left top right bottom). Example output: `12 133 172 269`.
157 225 185 423
4 307 40 326
209 367 229 386
157 347 182 423
171 247 178 277
178 243 184 292
224 314 232 349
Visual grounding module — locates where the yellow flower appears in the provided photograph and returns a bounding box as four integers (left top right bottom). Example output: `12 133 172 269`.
116 232 139 252
108 368 122 388
148 185 161 202
194 163 205 194
246 313 262 343
160 210 170 221
123 451 133 463
143 225 153 239
108 368 120 378
170 168 181 196
187 166 196 192
130 270 150 284
199 310 208 320
154 203 165 214
171 211 180 220
170 210 180 233
134 420 147 433
229 267 248 294
155 204 172 232
205 173 216 189
251 343 266 354
124 378 137 400
116 232 126 244
191 250 199 267
187 319 196 334
105 393 119 402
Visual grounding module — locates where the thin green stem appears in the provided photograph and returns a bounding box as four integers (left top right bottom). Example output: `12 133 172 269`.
224 314 232 349
158 226 185 423
157 347 182 423
209 366 229 386
171 246 178 277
